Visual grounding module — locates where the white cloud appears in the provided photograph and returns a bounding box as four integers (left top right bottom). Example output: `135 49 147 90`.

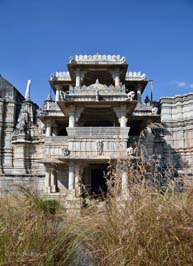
169 80 193 90
176 81 187 88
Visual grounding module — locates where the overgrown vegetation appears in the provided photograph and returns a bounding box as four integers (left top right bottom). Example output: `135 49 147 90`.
0 161 193 265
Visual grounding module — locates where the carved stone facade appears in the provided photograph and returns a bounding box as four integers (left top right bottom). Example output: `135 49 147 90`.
0 55 193 202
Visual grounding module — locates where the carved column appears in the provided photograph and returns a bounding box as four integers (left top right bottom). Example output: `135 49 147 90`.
46 121 52 136
3 101 15 173
50 168 56 192
12 137 27 175
75 70 81 87
55 84 61 102
68 162 75 190
112 72 120 87
52 122 58 136
75 164 80 195
114 106 128 127
137 87 142 104
119 116 128 127
44 167 50 193
75 107 84 126
69 106 75 128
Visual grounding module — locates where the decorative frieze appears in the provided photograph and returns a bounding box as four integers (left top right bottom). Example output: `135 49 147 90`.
70 54 126 64
125 72 146 80
50 71 71 81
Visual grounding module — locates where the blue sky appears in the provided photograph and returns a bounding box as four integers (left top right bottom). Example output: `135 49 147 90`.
0 0 193 106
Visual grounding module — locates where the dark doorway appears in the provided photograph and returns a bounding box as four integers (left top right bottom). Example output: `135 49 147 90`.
91 167 107 197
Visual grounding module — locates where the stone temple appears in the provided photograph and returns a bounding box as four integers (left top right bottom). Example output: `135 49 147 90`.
0 54 193 205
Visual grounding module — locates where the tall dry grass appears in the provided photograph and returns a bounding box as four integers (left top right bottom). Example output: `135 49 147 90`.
0 160 193 266
0 187 84 266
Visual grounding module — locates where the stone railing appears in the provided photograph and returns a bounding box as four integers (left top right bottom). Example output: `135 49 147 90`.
69 54 126 64
39 102 63 116
42 102 60 110
45 136 68 144
50 71 71 81
45 136 68 158
67 127 129 159
66 127 130 138
58 84 137 102
44 128 130 160
125 72 146 81
132 103 159 116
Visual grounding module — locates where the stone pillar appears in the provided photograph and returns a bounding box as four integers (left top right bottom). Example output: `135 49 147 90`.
75 70 81 87
12 138 27 175
68 162 75 190
50 168 56 192
137 88 142 104
44 167 50 193
3 101 15 173
46 121 52 136
55 85 61 102
52 123 58 136
69 108 75 128
55 89 60 102
112 72 120 87
75 164 80 195
119 116 128 127
115 76 120 87
114 106 128 128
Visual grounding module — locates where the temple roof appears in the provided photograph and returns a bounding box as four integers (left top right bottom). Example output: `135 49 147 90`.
0 74 24 101
0 74 15 90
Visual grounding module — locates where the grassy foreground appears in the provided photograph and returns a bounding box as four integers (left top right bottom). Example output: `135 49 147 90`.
0 179 193 265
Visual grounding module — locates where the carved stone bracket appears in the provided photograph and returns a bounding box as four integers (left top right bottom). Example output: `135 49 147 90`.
75 107 84 124
113 106 128 127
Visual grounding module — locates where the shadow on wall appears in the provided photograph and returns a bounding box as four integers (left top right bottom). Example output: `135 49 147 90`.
128 123 188 191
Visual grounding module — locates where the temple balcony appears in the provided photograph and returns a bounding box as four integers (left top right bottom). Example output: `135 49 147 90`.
39 101 62 115
57 83 130 100
38 101 64 123
65 127 129 160
44 127 130 162
66 127 129 137
55 84 138 115
132 102 160 117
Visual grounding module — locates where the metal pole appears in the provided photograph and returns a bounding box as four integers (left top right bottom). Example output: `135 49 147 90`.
149 80 153 104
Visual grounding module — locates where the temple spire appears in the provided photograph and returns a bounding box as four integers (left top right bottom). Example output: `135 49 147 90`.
25 80 31 101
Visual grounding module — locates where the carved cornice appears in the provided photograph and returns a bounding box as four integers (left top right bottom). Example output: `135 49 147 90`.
161 93 193 104
50 71 71 81
69 54 126 64
125 72 146 81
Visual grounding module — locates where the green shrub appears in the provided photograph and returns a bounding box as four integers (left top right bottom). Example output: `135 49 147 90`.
36 199 61 215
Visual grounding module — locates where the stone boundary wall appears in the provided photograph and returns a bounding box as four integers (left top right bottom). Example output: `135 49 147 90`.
161 93 193 186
